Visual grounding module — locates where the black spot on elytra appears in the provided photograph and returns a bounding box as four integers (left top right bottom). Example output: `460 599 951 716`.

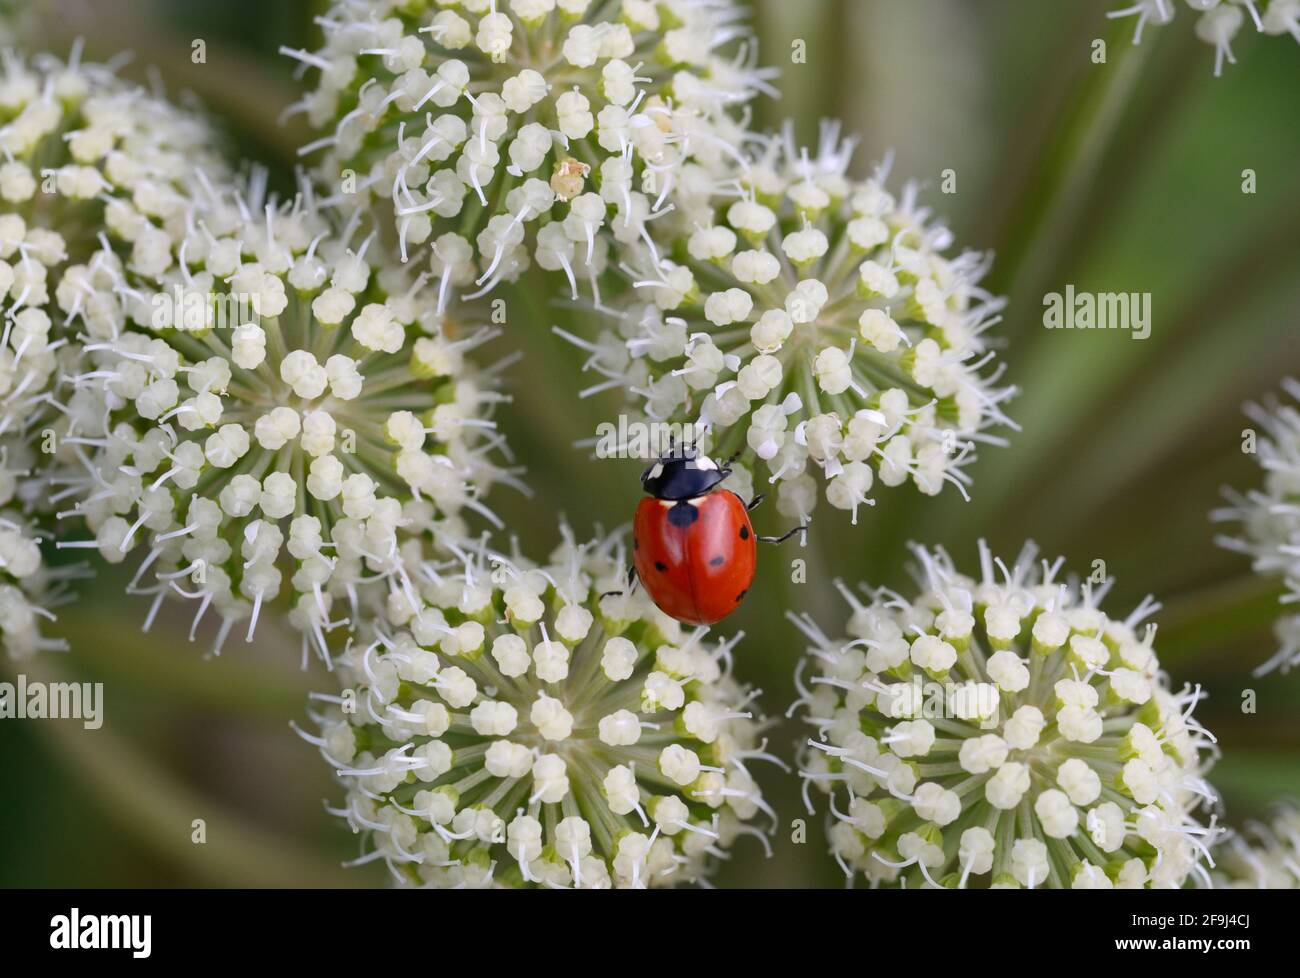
738 525 750 540
709 555 725 567
735 588 748 604
666 502 699 528
654 561 667 572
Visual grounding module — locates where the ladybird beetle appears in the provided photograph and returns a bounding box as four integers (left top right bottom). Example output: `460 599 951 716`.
624 448 799 625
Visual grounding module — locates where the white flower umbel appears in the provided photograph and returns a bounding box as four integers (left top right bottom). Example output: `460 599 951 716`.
286 0 770 300
0 204 70 452
562 123 1015 525
0 202 75 657
790 541 1221 889
302 529 777 887
0 43 228 448
55 174 521 661
1108 0 1300 76
1213 378 1300 675
1212 805 1300 887
0 452 77 659
0 45 230 656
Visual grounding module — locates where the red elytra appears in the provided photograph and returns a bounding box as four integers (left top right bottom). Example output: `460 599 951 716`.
633 490 757 626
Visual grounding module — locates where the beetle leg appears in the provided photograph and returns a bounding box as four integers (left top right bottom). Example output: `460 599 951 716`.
746 493 765 512
758 524 802 545
599 564 639 599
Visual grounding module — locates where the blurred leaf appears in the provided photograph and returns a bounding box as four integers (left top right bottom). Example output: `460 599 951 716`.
1159 572 1285 665
4 657 358 887
1212 751 1300 813
55 594 317 719
41 0 308 175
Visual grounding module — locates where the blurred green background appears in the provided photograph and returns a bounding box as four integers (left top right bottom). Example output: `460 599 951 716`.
3 0 1299 888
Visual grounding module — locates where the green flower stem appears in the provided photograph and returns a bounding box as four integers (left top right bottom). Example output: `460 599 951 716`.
986 19 1155 325
912 23 1161 563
